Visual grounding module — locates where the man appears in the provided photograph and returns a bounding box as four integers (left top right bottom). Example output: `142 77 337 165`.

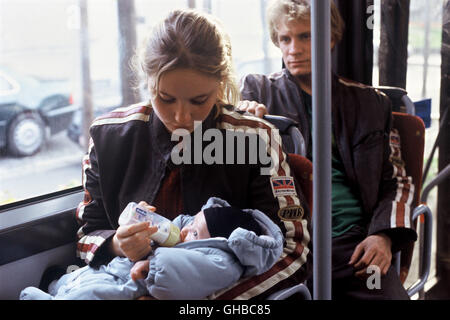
239 0 417 299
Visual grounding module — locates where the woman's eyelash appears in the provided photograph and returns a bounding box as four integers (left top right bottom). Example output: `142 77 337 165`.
191 99 207 105
159 96 206 105
160 96 175 103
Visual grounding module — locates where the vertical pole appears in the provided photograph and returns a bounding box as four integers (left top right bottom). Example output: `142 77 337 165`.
421 2 431 98
79 0 93 152
117 0 139 106
203 0 212 13
379 0 410 88
311 0 332 300
419 3 432 290
332 0 374 85
187 0 196 9
260 0 271 75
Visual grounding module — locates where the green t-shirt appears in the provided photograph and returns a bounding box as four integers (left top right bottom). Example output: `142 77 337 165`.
330 135 365 237
302 90 365 237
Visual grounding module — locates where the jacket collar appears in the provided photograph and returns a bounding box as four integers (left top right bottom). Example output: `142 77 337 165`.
282 68 340 95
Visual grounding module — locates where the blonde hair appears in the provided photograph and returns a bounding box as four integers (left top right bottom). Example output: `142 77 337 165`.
267 0 345 47
134 9 240 107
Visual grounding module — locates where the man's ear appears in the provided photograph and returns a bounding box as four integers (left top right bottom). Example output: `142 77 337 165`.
331 38 336 51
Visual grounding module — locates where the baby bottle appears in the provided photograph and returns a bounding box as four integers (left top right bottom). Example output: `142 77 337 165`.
118 202 180 247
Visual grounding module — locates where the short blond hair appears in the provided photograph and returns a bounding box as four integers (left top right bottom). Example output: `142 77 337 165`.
134 9 239 107
267 0 345 47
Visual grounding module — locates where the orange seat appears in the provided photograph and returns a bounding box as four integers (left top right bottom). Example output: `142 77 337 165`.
391 112 426 283
288 153 313 211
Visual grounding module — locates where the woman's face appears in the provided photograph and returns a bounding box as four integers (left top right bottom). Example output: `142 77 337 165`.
179 211 211 243
150 68 220 133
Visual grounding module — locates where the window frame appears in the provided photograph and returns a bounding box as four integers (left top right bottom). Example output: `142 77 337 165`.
0 187 83 266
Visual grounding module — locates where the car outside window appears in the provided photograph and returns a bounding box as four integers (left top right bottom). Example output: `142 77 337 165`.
0 76 13 93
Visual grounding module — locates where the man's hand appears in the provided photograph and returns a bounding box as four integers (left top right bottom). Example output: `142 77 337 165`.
348 233 392 279
237 100 268 118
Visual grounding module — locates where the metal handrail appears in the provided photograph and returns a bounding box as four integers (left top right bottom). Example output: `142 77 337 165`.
422 107 449 182
287 126 306 156
421 164 450 204
401 95 416 115
407 164 450 297
263 115 306 156
407 204 433 297
267 283 312 300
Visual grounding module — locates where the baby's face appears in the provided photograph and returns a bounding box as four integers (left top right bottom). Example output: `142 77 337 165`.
179 211 211 242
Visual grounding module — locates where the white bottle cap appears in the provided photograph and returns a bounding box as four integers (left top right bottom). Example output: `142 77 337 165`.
118 202 138 226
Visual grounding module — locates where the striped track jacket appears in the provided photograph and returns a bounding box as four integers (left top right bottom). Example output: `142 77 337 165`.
75 103 312 300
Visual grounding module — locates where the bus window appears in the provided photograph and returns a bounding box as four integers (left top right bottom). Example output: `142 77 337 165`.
0 0 278 206
372 0 442 117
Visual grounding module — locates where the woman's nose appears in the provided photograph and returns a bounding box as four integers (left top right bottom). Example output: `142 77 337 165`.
173 103 192 124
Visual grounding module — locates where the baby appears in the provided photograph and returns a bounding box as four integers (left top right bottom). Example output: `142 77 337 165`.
20 197 283 300
129 204 263 281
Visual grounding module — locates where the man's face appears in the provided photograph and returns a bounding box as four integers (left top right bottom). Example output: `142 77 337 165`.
277 19 312 77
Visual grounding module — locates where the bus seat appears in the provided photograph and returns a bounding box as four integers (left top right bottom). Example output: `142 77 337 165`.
392 112 424 283
287 153 313 212
263 115 306 156
390 112 433 297
375 86 416 115
267 112 429 299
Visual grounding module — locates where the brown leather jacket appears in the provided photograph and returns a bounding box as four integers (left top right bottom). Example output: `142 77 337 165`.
241 69 417 252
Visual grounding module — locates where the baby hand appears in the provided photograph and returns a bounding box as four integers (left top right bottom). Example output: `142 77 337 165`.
130 260 150 281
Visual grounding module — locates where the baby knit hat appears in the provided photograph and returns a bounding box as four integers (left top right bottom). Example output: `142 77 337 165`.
203 206 262 238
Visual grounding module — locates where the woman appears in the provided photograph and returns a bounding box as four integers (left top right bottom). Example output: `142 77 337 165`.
76 8 311 300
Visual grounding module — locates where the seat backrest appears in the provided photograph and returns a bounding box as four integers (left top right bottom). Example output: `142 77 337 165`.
287 154 313 211
392 112 425 208
263 115 306 156
376 86 416 115
391 112 426 283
